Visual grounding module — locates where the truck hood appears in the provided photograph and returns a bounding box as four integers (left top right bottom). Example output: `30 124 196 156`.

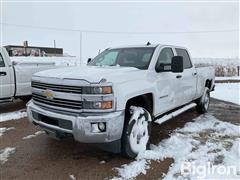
33 65 146 83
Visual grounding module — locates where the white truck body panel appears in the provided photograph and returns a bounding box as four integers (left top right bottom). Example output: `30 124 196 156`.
14 62 57 96
0 47 77 100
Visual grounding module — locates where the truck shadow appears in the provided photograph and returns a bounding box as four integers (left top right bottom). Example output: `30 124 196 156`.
0 99 27 114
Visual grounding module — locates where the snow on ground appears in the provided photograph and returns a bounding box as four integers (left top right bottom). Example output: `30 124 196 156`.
0 147 16 165
22 131 45 140
211 83 240 105
215 76 240 81
99 160 106 164
0 110 27 122
69 174 76 180
0 127 15 136
113 114 240 180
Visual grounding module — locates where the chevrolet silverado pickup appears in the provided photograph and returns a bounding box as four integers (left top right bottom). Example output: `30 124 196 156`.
0 47 75 103
27 44 215 158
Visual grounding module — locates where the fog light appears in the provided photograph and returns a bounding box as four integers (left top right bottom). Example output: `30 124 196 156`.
98 122 106 132
91 122 106 133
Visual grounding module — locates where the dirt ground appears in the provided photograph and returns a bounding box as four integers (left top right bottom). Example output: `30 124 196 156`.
0 98 239 180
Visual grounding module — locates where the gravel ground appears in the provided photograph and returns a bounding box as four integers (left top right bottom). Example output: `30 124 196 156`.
0 98 239 180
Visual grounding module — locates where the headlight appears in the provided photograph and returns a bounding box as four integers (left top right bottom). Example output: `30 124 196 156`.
82 86 112 94
82 101 113 109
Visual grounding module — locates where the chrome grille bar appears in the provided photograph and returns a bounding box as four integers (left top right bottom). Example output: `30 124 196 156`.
32 93 82 110
32 81 82 94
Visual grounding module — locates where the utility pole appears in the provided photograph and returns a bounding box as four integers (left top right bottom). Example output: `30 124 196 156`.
23 40 28 56
79 31 82 65
53 40 56 56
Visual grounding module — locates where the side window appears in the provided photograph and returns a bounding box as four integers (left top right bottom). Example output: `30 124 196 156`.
0 53 5 67
175 48 192 69
156 48 174 71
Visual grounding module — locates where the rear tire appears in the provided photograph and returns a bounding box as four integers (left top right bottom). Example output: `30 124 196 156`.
122 106 152 159
195 87 210 114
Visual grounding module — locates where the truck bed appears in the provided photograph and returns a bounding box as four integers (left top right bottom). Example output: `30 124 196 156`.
10 57 80 66
11 57 80 97
195 66 215 98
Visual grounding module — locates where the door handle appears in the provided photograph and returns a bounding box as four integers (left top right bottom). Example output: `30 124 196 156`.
176 75 182 79
0 72 7 76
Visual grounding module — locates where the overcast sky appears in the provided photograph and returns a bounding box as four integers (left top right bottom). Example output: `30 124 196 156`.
1 1 239 61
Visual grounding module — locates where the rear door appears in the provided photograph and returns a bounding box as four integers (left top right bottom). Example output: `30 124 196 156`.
0 52 13 99
174 48 197 104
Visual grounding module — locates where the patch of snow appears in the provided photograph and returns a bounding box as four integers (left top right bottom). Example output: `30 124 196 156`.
211 83 240 105
99 160 106 164
223 138 240 172
69 174 76 180
0 147 16 165
112 114 240 180
215 76 240 81
22 131 45 140
0 110 27 122
0 127 15 136
114 159 150 180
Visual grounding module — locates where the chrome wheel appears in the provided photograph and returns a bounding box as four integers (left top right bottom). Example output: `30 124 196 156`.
196 87 210 114
128 107 151 154
204 93 210 110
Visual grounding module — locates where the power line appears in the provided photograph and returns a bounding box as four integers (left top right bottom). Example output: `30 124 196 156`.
2 0 239 3
1 22 239 34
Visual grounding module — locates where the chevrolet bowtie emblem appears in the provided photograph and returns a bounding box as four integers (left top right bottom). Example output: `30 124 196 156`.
43 89 54 99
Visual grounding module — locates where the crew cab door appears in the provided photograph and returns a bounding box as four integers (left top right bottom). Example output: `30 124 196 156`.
174 48 197 105
0 51 13 99
155 47 177 113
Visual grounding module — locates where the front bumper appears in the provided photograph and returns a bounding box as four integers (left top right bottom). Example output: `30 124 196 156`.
27 101 125 143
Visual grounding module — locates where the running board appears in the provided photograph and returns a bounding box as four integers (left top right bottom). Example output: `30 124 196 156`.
154 103 196 125
0 97 13 103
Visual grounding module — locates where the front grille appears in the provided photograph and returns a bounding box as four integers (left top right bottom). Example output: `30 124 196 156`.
32 81 82 94
32 93 82 110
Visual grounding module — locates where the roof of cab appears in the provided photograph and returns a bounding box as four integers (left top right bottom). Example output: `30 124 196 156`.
108 44 187 50
108 44 160 49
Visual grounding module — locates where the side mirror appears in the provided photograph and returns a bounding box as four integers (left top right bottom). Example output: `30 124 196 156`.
87 58 92 64
171 56 183 73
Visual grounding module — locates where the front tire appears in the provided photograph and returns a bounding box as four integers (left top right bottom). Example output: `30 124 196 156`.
195 87 210 114
122 106 152 159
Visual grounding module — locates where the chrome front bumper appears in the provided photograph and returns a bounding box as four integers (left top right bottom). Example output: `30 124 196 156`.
27 101 125 143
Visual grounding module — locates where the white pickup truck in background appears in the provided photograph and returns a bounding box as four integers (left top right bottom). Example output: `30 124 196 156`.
27 44 215 158
0 47 78 103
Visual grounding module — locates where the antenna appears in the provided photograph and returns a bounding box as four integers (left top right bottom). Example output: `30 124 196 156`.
146 42 151 46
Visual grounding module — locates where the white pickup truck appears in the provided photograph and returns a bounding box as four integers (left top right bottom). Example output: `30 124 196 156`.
27 44 215 158
0 47 75 103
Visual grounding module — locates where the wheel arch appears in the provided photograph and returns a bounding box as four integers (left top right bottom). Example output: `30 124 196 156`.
125 93 154 116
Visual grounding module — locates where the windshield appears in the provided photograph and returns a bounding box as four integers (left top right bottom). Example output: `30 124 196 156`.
88 47 155 70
